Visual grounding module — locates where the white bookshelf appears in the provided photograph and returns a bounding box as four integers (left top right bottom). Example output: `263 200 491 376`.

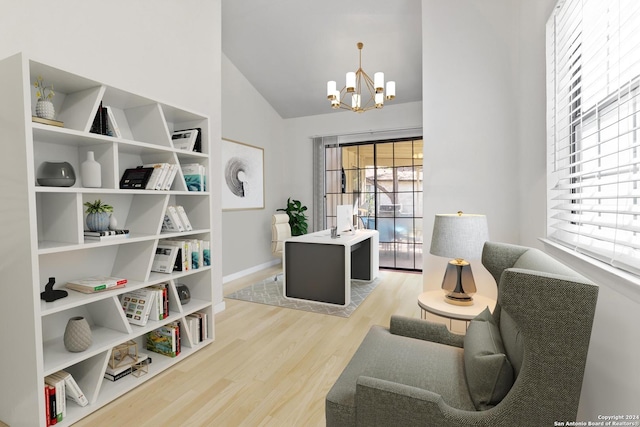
0 53 216 426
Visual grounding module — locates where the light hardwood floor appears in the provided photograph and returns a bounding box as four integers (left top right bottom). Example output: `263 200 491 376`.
74 267 431 427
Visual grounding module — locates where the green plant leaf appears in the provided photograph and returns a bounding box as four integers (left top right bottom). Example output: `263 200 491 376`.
279 197 308 236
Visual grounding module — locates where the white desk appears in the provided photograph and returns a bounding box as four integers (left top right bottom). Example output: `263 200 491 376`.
283 229 379 306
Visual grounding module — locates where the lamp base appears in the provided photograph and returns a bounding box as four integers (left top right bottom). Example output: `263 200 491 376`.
444 293 474 306
440 260 476 306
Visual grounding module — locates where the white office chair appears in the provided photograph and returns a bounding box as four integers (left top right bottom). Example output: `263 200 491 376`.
271 213 292 281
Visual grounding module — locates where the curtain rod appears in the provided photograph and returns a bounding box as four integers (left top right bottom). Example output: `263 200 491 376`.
309 126 423 140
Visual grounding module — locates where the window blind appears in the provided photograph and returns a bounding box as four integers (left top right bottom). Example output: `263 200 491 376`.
547 0 640 276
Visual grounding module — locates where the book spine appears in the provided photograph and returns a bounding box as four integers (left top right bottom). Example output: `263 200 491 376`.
62 373 88 407
155 288 163 321
202 240 211 266
48 385 57 425
45 385 50 427
163 285 169 318
200 312 208 340
167 206 185 232
155 163 169 190
191 239 200 269
175 322 181 355
104 367 132 381
101 103 108 135
144 164 163 190
104 105 122 138
194 128 202 152
84 229 130 235
58 378 65 420
84 233 129 241
182 163 204 192
176 205 193 231
163 164 178 190
78 284 106 291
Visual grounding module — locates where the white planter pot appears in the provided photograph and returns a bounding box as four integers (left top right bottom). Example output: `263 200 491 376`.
35 99 55 120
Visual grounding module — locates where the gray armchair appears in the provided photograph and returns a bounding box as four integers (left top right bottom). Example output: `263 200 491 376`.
326 241 599 426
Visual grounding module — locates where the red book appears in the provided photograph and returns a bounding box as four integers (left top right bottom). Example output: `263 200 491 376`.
47 385 57 425
162 285 168 318
176 322 181 355
45 385 50 427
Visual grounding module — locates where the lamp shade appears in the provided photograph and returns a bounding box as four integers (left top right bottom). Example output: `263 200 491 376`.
374 72 384 92
430 213 489 260
327 81 336 99
385 81 396 99
346 72 356 92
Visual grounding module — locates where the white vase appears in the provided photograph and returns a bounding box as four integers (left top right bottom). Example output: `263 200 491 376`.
81 151 101 188
63 316 92 352
109 214 118 230
35 99 55 120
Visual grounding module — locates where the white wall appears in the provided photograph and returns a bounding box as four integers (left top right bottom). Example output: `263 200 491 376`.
0 0 224 304
221 54 287 277
422 0 640 420
515 1 552 249
422 0 522 298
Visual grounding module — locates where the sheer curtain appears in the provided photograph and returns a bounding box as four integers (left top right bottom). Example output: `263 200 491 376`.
312 136 337 232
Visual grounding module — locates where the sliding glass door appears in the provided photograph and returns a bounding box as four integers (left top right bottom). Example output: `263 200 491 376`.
324 138 423 271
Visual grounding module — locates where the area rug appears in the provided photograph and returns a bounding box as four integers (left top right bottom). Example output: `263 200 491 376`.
225 275 381 317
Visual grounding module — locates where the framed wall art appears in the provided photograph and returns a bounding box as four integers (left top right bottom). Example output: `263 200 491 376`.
221 138 264 210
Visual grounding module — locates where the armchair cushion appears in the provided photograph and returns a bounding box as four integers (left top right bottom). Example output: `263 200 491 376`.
326 325 475 425
463 307 514 410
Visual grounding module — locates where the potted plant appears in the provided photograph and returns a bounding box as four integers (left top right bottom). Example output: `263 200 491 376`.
277 198 308 236
84 199 113 231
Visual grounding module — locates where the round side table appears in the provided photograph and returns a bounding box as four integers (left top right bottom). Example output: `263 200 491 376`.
417 290 496 329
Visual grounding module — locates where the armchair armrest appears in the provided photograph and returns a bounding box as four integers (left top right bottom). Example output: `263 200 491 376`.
355 376 468 427
390 315 464 348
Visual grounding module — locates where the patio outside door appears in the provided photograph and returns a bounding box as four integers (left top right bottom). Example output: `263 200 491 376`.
324 138 423 271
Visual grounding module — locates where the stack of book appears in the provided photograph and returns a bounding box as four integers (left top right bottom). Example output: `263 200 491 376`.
119 163 179 191
143 162 179 191
44 370 88 426
171 128 201 152
161 205 193 232
148 283 170 320
65 276 127 294
84 229 130 241
151 244 181 273
146 321 181 357
161 238 210 271
120 284 169 326
89 102 120 137
32 116 64 127
182 163 206 192
185 311 209 345
104 353 152 382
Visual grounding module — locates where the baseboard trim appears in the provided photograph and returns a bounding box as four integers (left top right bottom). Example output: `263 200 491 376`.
223 259 280 284
214 301 226 314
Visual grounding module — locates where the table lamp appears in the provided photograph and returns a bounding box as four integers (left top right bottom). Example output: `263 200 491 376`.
430 212 489 306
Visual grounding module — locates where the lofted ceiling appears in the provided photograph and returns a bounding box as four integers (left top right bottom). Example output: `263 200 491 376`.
222 0 423 119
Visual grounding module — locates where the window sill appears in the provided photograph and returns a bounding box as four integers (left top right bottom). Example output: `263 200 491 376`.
540 238 640 304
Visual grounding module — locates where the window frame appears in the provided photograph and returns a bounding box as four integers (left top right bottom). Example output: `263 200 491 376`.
545 0 640 300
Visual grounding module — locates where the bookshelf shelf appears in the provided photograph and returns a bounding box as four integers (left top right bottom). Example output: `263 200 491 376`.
0 53 216 426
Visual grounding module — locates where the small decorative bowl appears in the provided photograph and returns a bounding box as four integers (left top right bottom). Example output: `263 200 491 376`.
37 161 76 187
